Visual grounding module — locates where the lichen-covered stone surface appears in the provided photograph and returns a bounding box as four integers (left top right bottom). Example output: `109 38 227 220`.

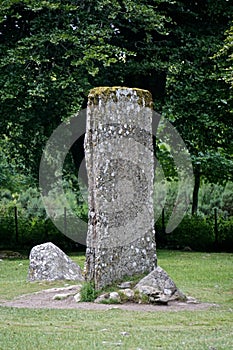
28 242 84 282
84 87 157 290
134 266 186 302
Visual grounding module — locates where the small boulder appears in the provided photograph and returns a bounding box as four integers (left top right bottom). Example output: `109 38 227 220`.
186 296 199 304
53 293 71 301
119 288 135 301
94 293 110 303
183 246 192 252
28 242 84 282
0 250 24 259
94 292 121 303
74 292 81 303
134 266 186 303
117 281 133 289
109 292 121 302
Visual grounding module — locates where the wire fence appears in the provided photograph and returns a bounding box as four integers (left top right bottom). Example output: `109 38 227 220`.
0 205 83 250
157 208 220 248
0 205 231 252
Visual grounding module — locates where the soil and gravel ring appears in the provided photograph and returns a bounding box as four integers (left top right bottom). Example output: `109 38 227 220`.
0 285 218 311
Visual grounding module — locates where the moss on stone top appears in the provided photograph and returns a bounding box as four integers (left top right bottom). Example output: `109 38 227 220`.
88 86 153 108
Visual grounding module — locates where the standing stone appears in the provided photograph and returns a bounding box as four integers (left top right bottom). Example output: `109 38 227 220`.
28 242 84 282
84 87 157 290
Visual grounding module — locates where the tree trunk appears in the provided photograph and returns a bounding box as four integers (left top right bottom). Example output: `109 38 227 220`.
70 135 87 186
192 164 201 215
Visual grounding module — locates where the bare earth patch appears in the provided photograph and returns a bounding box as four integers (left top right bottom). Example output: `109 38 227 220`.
0 285 217 311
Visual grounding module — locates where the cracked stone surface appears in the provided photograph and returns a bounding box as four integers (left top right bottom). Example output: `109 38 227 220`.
134 266 186 302
28 242 84 282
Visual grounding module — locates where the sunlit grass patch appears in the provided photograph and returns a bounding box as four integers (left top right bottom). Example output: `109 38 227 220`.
0 250 232 349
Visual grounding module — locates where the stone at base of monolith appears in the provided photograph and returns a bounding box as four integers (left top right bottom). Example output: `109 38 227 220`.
134 266 186 303
28 242 84 282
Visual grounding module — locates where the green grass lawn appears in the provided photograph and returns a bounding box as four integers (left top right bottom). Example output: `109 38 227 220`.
0 250 232 350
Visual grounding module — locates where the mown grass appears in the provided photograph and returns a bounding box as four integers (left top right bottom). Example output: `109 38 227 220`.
0 250 232 350
0 252 86 301
157 250 233 305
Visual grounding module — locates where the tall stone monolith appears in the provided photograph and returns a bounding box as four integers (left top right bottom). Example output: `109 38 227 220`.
84 87 157 290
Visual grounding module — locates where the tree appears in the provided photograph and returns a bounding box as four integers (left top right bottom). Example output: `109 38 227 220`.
0 0 171 178
0 0 232 216
0 136 30 193
159 0 233 214
213 21 233 88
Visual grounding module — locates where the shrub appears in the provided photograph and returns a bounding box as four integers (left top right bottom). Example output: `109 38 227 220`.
80 282 98 302
0 216 15 247
164 215 215 251
218 217 233 252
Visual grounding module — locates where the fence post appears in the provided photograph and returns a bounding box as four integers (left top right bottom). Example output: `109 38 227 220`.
14 206 19 244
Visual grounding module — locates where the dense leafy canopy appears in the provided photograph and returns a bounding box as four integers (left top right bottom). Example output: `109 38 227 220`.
213 20 233 88
0 0 232 214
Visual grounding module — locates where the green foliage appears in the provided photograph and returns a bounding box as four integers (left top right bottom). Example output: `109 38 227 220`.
0 180 88 250
221 182 233 216
0 0 232 243
218 217 233 252
132 289 149 304
0 137 30 192
80 282 98 302
0 216 15 246
213 21 233 87
154 178 193 219
160 2 232 190
1 0 231 186
171 215 214 251
199 182 233 217
155 181 233 252
1 0 168 177
156 214 215 251
117 290 129 303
